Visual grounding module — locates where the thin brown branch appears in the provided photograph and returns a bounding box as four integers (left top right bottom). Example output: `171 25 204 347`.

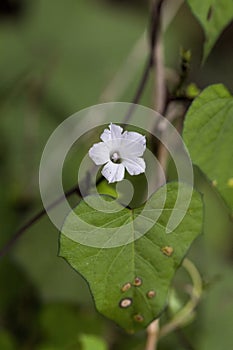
154 29 166 114
124 0 164 123
150 0 167 191
0 184 81 258
145 2 166 348
0 173 106 259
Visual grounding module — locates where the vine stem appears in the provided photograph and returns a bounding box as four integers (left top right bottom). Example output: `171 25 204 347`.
144 1 165 348
145 0 195 347
153 14 167 188
145 319 160 350
159 258 203 339
154 28 166 115
145 259 202 349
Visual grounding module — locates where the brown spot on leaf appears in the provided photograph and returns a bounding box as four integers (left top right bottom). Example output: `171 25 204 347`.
121 282 132 292
161 246 174 257
134 314 144 322
133 277 142 287
147 290 156 299
119 298 132 308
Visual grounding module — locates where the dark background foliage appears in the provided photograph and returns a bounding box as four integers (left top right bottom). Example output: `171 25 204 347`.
0 0 232 349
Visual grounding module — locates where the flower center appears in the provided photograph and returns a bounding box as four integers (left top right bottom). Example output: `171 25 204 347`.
111 151 121 164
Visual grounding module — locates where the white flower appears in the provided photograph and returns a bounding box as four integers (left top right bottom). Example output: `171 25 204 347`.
89 123 146 183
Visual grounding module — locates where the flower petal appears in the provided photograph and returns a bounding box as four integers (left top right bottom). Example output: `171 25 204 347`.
89 142 110 165
101 161 125 183
100 123 123 142
122 157 146 176
123 131 146 145
119 131 146 158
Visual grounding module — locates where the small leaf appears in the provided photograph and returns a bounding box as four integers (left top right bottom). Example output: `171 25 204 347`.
183 84 233 212
186 0 233 61
186 83 200 99
59 183 203 332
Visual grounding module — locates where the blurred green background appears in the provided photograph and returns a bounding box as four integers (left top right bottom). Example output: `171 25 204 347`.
0 0 232 349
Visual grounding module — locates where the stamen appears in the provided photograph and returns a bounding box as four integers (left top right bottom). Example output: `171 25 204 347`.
111 152 121 163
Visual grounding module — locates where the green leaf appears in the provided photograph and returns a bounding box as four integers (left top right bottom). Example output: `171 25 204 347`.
59 183 203 332
80 335 107 350
186 0 233 61
183 84 233 212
